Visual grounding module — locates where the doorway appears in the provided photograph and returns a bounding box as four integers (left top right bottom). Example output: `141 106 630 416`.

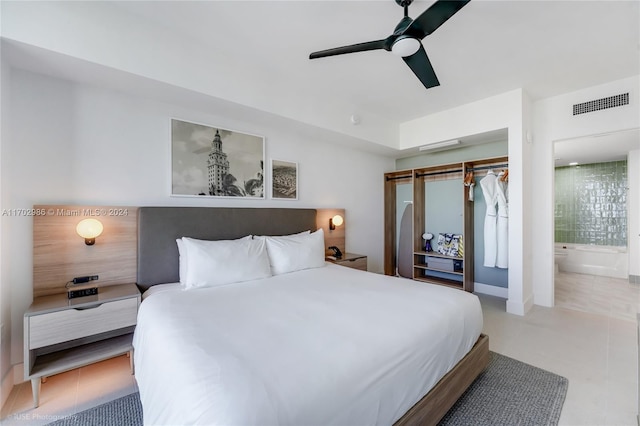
552 128 640 320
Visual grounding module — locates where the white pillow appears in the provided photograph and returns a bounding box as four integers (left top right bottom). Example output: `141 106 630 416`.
176 238 186 284
181 236 270 289
176 236 252 284
265 228 325 275
253 230 310 239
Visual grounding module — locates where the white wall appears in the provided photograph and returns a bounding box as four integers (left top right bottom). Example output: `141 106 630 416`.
531 75 640 307
400 89 533 315
0 47 12 408
3 68 395 369
627 150 639 278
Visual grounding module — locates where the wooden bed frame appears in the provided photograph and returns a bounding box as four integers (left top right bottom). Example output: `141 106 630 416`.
135 206 489 425
395 334 489 425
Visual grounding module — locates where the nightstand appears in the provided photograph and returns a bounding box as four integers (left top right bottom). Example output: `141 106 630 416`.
24 283 140 407
327 252 368 271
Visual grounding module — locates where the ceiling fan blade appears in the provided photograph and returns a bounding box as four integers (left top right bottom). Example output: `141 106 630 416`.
404 0 470 40
309 39 389 59
403 45 440 89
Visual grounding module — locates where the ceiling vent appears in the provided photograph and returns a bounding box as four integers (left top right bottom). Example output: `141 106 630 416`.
573 93 629 116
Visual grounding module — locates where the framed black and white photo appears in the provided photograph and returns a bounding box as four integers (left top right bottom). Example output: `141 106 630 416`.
271 159 298 200
171 119 264 198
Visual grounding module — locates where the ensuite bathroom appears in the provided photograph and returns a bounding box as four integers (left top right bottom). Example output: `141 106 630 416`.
553 129 640 320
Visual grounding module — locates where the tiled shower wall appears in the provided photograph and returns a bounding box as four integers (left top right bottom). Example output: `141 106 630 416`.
555 160 627 246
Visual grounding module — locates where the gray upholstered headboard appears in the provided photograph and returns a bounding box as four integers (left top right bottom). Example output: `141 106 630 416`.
137 207 317 290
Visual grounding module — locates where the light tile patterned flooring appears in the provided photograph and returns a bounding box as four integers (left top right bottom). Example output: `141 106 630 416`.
485 278 638 426
1 355 137 425
555 271 640 322
1 273 638 425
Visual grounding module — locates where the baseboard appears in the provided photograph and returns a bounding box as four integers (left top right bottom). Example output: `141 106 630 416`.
474 282 508 299
507 293 534 316
1 367 13 410
524 294 534 313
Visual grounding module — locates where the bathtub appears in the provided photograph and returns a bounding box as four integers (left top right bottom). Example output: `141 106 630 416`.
554 243 628 279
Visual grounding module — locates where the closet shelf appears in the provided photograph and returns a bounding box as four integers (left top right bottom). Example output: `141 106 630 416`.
413 251 463 260
414 264 464 276
413 276 463 289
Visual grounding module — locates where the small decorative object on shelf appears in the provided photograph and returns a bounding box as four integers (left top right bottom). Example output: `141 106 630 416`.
422 232 434 252
436 233 463 257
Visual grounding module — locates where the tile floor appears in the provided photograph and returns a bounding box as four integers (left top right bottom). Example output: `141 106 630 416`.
1 273 638 425
1 355 137 426
555 271 640 322
484 292 637 425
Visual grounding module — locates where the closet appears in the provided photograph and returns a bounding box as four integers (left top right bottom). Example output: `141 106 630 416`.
384 156 508 292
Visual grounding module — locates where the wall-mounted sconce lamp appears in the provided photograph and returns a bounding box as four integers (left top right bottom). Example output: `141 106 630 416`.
76 218 103 245
329 214 344 230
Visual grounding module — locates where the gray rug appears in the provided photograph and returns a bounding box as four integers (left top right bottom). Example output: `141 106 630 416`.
47 352 567 426
439 352 568 425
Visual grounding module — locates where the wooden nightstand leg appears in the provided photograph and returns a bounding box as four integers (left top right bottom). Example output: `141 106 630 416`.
31 378 41 408
41 376 47 383
129 350 134 375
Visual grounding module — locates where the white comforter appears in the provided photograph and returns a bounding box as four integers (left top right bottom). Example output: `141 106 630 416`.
133 264 483 426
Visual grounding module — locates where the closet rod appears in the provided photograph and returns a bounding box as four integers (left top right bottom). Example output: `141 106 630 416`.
385 175 412 181
389 163 509 180
466 163 509 173
415 169 463 178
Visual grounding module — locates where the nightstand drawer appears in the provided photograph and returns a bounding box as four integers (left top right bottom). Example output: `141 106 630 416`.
337 257 367 271
29 297 138 349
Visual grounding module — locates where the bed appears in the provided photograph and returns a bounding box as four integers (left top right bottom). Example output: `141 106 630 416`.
132 207 488 425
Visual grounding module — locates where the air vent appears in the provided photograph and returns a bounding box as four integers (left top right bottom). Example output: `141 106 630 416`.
573 93 629 116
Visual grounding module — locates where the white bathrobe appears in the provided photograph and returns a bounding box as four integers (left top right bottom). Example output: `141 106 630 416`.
480 170 498 267
496 174 508 268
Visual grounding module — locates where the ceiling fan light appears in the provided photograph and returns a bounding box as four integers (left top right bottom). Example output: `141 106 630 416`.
391 37 420 57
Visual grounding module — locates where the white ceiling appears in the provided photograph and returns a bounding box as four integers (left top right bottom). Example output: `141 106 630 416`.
554 128 640 167
111 0 640 123
1 0 639 157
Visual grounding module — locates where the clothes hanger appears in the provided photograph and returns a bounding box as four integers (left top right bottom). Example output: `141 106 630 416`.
464 171 475 201
463 171 474 186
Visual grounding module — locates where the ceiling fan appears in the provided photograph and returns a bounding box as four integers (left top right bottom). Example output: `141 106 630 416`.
309 0 470 90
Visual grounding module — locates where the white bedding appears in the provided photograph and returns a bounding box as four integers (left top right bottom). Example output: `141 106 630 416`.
133 263 483 425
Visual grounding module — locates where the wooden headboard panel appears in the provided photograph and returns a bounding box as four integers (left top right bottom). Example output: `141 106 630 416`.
33 205 345 296
33 205 138 298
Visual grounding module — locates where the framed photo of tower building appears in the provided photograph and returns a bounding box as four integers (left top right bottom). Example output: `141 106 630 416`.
171 119 265 198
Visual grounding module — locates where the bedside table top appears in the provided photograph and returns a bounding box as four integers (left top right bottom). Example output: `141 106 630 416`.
25 283 140 316
326 252 366 262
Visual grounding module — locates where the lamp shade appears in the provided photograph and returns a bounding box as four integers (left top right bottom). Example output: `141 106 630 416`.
331 215 344 227
76 218 103 245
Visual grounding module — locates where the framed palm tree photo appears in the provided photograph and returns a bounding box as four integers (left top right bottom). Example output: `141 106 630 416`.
171 118 264 198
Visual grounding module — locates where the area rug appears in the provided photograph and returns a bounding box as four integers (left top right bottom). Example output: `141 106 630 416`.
47 352 568 426
439 352 568 425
